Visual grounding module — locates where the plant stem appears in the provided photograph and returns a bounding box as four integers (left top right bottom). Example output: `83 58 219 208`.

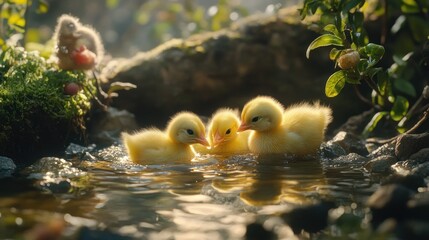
353 85 373 106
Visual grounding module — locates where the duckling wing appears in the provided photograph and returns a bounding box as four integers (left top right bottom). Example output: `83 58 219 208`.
122 129 172 163
282 103 332 154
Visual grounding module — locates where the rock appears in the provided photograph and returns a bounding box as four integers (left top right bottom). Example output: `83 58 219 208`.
329 131 369 156
395 133 429 161
0 156 16 178
367 184 414 228
409 148 429 163
368 142 396 159
245 222 276 240
324 153 368 168
334 109 374 136
88 107 139 146
280 201 335 234
364 155 397 173
65 143 96 159
411 162 429 178
77 226 133 240
407 192 429 221
320 142 347 159
381 174 426 192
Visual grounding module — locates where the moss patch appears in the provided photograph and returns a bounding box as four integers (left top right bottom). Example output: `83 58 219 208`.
0 47 95 163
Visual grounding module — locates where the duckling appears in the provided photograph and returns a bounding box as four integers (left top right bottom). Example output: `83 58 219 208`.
238 96 332 155
53 14 104 70
122 112 209 164
194 108 250 155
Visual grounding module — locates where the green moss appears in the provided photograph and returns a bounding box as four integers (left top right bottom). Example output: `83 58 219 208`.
0 47 96 162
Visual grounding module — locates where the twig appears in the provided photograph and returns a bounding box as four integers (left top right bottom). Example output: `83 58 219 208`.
367 106 429 144
353 85 373 106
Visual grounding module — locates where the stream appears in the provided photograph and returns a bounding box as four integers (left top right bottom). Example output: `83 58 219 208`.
0 144 381 239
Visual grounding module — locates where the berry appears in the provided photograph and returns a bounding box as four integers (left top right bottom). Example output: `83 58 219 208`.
64 82 80 95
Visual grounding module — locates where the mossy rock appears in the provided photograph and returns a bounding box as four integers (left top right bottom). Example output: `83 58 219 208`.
0 47 95 164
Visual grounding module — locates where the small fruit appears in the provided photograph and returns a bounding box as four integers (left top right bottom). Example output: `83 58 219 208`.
337 50 360 70
64 82 80 95
71 46 96 70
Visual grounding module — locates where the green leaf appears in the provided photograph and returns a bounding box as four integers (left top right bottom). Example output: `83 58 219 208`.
329 48 341 60
408 16 429 42
342 0 363 13
362 43 385 66
323 24 341 37
363 111 388 135
366 67 382 79
325 70 347 97
107 82 137 95
306 34 344 59
394 80 417 97
357 59 368 73
390 96 409 121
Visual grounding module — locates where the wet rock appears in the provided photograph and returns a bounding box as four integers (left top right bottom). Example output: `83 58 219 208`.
25 157 85 179
245 222 276 240
364 155 397 173
40 179 72 194
381 174 426 192
367 184 413 228
330 153 368 165
320 142 347 159
395 133 429 161
89 107 139 146
409 148 429 163
407 192 429 221
280 201 335 234
329 131 369 156
0 156 16 178
65 143 96 159
77 226 133 240
368 142 396 159
411 162 429 178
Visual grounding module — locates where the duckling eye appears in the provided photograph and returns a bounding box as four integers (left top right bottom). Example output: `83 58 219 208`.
251 116 260 122
186 129 194 135
225 129 231 135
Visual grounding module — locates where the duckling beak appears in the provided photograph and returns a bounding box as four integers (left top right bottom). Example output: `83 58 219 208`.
212 131 224 147
195 134 210 146
238 122 250 132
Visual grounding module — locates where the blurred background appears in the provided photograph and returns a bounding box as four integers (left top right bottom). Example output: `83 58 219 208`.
26 0 300 58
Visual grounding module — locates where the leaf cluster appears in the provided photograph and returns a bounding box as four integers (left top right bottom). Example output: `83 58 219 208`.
301 0 429 136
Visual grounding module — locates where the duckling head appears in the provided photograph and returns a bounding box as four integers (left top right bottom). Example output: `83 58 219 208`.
238 96 284 132
208 108 240 147
166 112 210 146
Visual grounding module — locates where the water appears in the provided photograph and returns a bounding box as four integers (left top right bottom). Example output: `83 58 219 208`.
0 144 380 239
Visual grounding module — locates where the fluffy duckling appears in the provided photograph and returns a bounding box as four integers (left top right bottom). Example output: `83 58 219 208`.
53 14 104 70
238 96 332 155
122 112 209 164
194 108 250 155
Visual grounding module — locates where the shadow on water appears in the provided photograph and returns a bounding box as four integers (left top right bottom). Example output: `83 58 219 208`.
0 144 379 239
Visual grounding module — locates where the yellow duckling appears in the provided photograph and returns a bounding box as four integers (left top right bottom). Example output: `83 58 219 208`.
194 108 250 155
238 96 332 155
122 112 209 164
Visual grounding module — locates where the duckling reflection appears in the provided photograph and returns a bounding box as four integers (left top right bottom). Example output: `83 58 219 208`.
148 165 206 195
239 154 328 206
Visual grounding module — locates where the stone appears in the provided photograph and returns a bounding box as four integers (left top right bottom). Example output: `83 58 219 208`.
381 174 426 192
367 184 414 228
0 156 16 178
88 107 139 146
245 222 276 240
324 153 369 168
368 142 396 159
411 161 429 178
280 201 335 234
364 155 397 173
329 131 369 156
409 148 429 163
395 133 429 161
320 142 347 159
407 192 429 221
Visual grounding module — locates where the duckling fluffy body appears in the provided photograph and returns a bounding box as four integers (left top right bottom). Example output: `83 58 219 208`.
194 108 250 155
239 96 332 155
122 112 209 164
